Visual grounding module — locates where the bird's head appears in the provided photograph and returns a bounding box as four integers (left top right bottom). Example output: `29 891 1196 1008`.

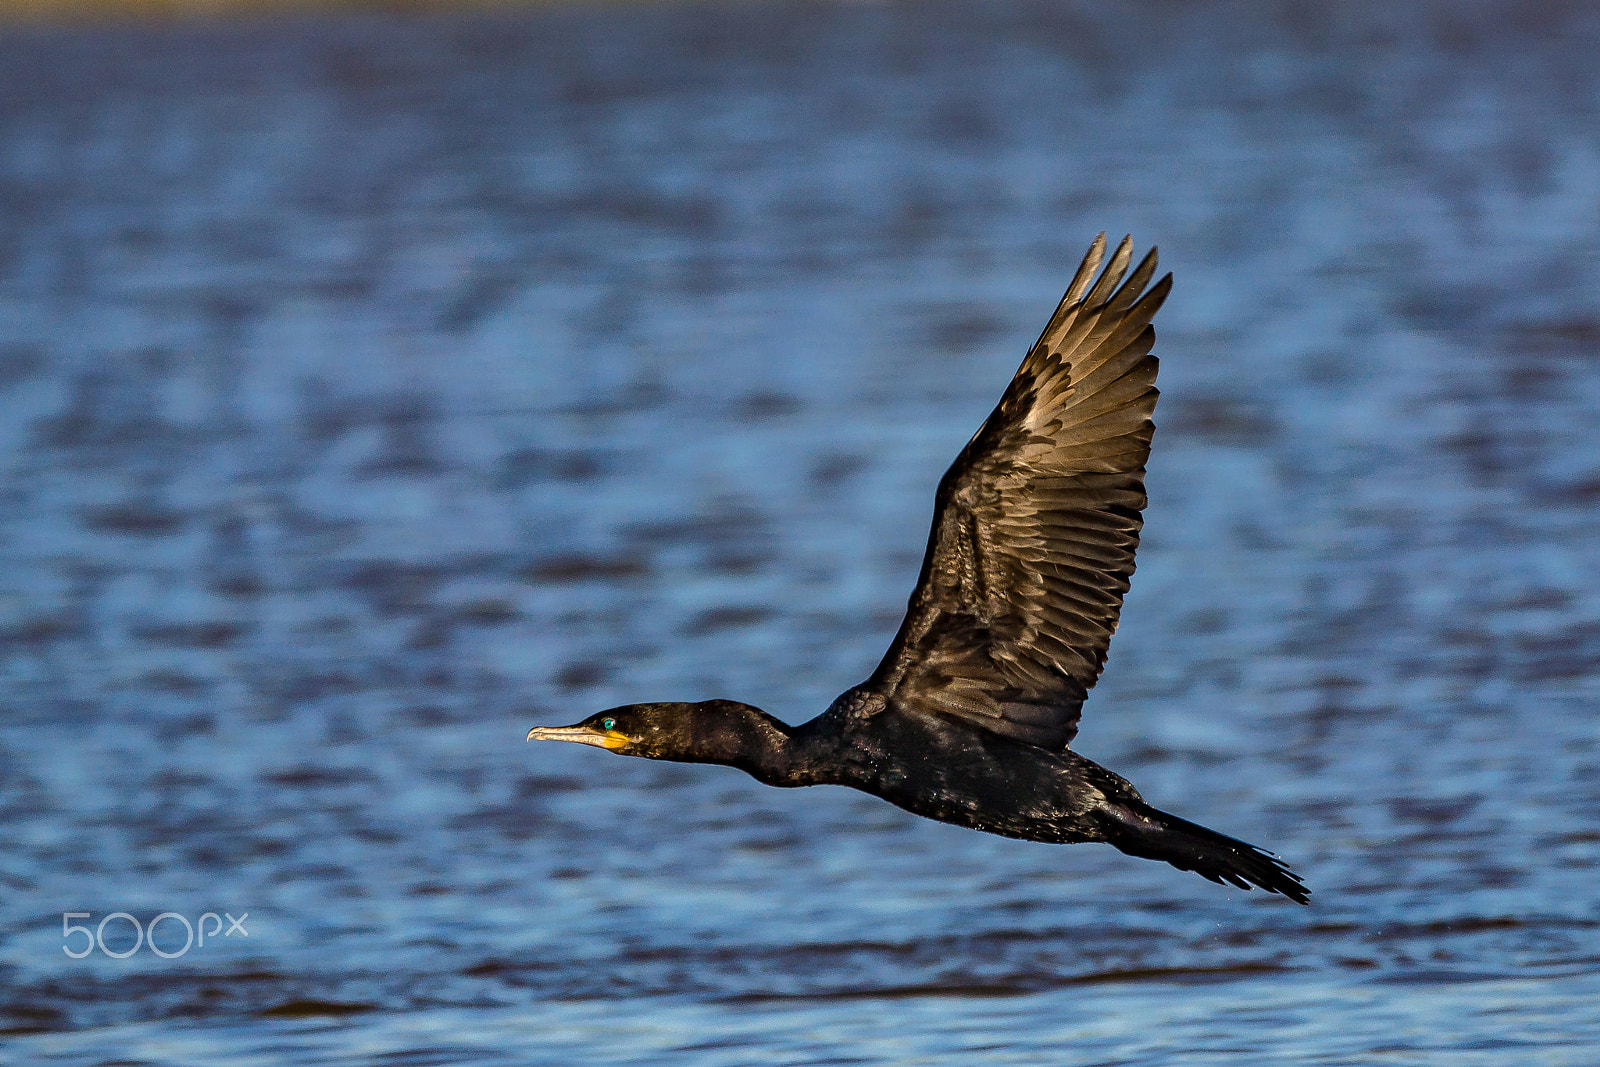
527 700 765 762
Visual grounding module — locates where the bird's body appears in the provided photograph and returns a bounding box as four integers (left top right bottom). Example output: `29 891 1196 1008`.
530 235 1309 904
808 691 1132 847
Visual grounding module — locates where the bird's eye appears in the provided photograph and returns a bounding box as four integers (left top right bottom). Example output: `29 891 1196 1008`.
600 717 616 731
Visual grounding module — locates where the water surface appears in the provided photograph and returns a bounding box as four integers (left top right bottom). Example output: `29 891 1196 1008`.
1 2 1598 1063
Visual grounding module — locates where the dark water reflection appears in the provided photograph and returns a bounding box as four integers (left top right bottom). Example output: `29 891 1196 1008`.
2 2 1599 1063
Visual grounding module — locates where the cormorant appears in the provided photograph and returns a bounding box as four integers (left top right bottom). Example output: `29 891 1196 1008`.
529 235 1308 903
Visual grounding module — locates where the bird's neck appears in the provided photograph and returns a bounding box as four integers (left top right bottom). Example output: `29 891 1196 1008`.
692 703 807 786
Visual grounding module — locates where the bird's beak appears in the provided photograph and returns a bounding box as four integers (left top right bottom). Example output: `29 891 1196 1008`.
526 725 631 751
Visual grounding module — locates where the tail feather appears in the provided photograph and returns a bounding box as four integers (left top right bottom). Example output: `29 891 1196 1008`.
1097 800 1309 904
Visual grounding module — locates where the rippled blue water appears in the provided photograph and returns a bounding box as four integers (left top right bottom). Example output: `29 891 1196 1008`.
2 3 1599 1063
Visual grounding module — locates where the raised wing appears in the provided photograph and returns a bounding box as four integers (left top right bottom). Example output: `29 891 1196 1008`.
865 235 1170 750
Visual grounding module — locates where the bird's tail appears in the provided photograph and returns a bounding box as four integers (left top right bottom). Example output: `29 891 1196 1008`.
1095 798 1310 904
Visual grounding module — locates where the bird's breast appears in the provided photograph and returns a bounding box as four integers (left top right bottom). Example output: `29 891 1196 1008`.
833 716 1094 841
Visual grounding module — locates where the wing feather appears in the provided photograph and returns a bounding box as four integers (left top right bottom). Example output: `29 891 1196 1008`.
864 236 1170 750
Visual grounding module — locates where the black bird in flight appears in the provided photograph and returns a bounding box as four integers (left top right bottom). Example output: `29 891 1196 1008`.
530 235 1308 903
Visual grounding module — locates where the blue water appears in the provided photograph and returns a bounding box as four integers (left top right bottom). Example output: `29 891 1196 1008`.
2 2 1599 1063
